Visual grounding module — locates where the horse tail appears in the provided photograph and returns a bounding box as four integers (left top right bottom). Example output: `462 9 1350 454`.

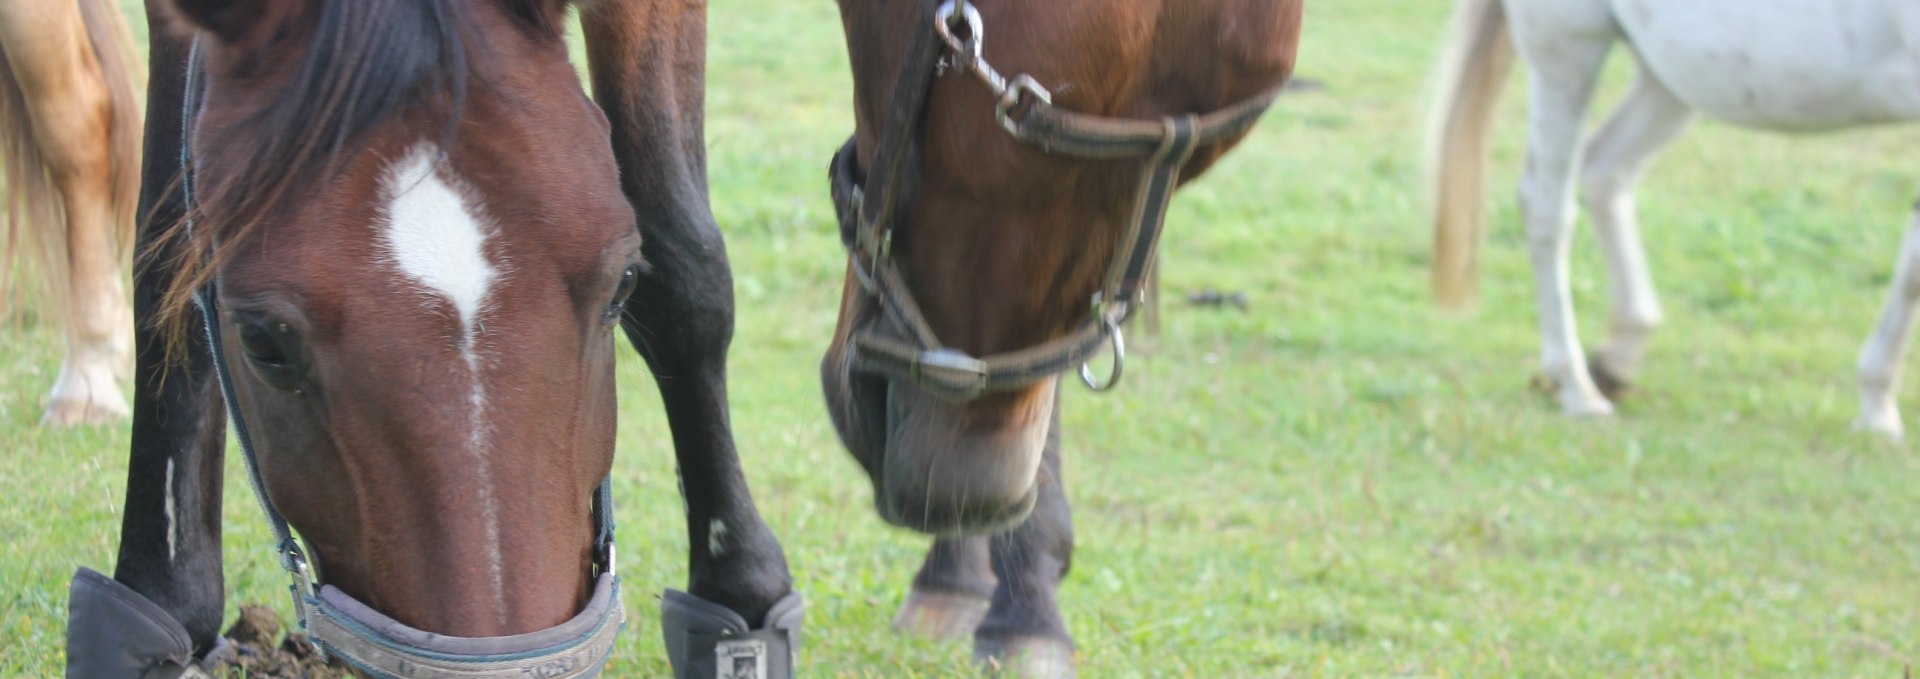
78 0 143 261
1427 0 1513 309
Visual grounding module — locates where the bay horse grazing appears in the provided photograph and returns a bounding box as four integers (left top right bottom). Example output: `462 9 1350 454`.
0 0 142 425
824 0 1302 674
64 1 802 677
1430 0 1920 435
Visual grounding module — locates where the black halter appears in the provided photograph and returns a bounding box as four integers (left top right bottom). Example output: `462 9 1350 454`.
182 40 624 678
829 0 1285 401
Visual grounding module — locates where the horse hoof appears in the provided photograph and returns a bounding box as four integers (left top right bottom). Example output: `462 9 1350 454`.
41 395 130 427
1585 353 1633 402
1562 398 1616 418
1851 415 1904 442
891 589 989 642
974 636 1076 679
1529 375 1615 418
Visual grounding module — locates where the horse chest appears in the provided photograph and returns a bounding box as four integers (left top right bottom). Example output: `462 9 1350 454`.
1610 0 1920 130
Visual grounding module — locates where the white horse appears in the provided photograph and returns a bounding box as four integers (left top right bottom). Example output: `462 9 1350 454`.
1428 0 1920 436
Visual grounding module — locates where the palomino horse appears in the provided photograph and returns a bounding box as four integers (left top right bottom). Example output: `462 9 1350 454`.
65 1 801 677
1430 0 1920 435
823 0 1302 674
0 0 141 425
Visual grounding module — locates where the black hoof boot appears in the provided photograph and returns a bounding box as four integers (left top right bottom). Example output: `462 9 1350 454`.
66 568 224 678
660 589 804 679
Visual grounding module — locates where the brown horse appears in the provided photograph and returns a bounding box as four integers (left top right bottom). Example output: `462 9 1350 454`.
823 0 1303 674
65 1 800 677
0 0 142 426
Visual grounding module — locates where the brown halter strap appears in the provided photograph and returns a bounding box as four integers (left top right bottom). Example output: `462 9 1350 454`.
830 0 1284 401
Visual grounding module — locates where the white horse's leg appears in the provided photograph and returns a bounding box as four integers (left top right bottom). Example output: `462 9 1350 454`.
1506 0 1619 415
1578 62 1695 393
1854 204 1920 440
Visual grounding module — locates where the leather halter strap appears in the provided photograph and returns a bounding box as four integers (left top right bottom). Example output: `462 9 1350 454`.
830 0 1283 401
181 40 623 678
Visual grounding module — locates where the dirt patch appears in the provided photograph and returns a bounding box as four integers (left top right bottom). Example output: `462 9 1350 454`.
213 605 349 678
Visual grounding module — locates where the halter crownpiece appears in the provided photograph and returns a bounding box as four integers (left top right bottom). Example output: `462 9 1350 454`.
830 0 1285 401
182 40 626 679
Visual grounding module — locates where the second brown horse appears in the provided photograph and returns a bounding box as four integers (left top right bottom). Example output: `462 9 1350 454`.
823 0 1304 674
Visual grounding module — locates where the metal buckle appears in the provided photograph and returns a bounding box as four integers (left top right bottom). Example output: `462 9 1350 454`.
934 0 1055 137
281 542 316 631
282 542 315 596
995 75 1053 136
911 348 991 400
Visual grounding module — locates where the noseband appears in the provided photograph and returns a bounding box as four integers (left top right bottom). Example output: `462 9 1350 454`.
183 42 624 678
829 0 1284 401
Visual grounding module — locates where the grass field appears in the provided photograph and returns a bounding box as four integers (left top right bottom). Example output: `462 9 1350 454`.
4 1 1919 676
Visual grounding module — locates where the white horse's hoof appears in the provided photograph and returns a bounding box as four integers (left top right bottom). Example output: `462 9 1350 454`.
1562 398 1616 418
1851 415 1904 442
1534 375 1616 417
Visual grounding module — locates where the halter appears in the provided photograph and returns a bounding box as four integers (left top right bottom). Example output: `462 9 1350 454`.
182 41 625 678
829 0 1284 401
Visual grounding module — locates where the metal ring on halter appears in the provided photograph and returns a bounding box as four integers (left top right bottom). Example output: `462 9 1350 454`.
934 0 983 60
1079 316 1125 391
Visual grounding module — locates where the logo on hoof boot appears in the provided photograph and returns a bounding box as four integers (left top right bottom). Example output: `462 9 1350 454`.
716 638 767 679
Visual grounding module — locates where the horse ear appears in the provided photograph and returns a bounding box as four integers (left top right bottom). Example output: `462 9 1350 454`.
163 0 306 47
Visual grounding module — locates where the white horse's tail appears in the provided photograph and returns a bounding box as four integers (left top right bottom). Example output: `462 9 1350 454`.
1428 0 1514 309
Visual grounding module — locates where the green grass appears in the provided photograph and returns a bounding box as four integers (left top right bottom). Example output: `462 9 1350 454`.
5 0 1919 675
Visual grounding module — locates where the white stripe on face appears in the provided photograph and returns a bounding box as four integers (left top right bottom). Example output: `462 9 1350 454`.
380 145 500 344
377 144 508 624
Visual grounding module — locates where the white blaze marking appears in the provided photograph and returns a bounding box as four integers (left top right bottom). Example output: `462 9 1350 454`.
708 519 729 558
164 458 176 562
378 145 507 622
381 146 499 340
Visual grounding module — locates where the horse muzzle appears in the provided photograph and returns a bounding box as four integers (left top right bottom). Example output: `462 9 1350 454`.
300 571 624 679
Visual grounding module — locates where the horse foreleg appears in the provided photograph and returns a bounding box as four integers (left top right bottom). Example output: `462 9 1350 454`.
68 20 231 676
1507 4 1616 415
1854 203 1920 440
1578 61 1694 398
622 209 804 676
973 404 1076 678
620 223 795 611
0 0 131 425
581 4 799 674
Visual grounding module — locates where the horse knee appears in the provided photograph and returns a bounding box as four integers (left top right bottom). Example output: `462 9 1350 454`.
22 68 113 179
1578 165 1630 214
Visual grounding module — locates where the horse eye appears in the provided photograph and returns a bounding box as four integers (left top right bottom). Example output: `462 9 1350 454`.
236 317 307 390
604 263 641 323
